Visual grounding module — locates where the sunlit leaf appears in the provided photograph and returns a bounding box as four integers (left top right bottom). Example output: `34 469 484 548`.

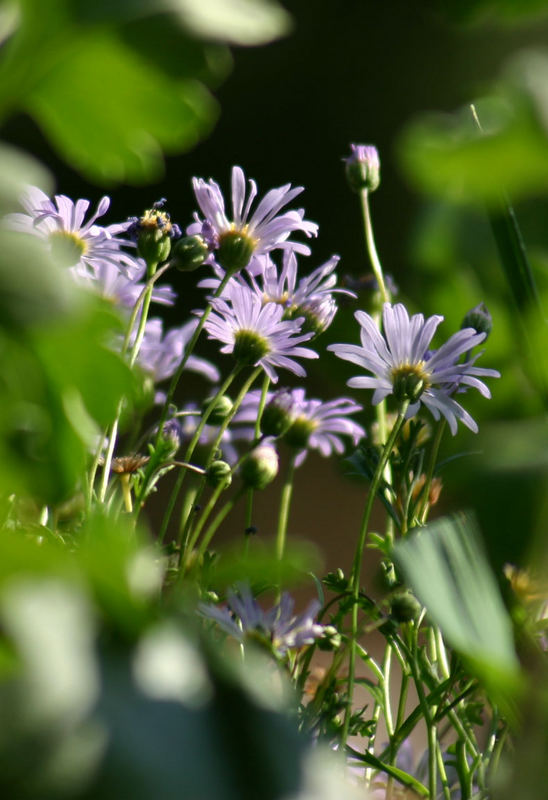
24 31 218 184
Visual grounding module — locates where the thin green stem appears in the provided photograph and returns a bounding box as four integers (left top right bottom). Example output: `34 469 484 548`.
359 188 390 305
196 486 246 560
276 455 296 561
155 271 233 442
158 366 241 542
341 403 408 749
419 420 445 524
244 374 271 539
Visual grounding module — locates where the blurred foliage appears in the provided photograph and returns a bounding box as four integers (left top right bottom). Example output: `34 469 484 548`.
0 0 290 184
399 51 548 206
394 514 522 704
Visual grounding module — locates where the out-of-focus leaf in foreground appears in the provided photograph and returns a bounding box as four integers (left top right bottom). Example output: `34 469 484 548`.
394 514 521 704
398 51 548 206
0 0 291 184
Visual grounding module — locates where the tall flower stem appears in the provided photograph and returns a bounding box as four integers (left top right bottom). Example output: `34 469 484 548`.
97 259 159 504
178 365 263 562
276 454 296 562
419 420 445 524
245 374 271 532
195 485 246 560
359 188 390 305
341 402 408 750
155 271 233 441
158 365 242 543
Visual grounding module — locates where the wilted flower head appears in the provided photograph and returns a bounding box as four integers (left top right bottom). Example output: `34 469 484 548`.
199 582 325 655
329 302 499 434
202 283 318 382
187 166 318 272
5 186 139 275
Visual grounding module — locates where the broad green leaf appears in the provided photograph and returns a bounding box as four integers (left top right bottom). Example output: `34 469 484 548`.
394 514 521 700
24 31 218 184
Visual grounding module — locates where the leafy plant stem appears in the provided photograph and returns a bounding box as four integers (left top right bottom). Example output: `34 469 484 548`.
341 403 408 749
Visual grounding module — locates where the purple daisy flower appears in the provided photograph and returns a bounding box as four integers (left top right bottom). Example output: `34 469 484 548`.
202 283 318 382
71 258 176 309
199 582 325 655
4 186 139 275
329 302 499 434
234 388 364 466
135 318 220 385
187 166 318 267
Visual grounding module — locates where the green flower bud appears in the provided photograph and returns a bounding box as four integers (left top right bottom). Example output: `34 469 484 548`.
127 201 181 268
202 394 234 425
344 144 380 193
261 390 297 438
170 235 209 272
217 230 255 273
461 302 492 340
390 591 421 623
240 443 279 490
206 460 232 489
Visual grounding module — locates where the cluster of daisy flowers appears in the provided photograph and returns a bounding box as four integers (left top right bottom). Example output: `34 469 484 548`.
4 153 499 661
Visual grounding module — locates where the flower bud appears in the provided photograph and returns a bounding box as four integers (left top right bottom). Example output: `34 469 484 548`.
158 418 182 458
206 460 232 489
344 144 380 193
261 390 297 438
390 591 421 623
461 302 492 340
127 200 181 267
202 394 234 425
240 443 279 490
217 230 255 273
170 235 209 272
284 415 317 450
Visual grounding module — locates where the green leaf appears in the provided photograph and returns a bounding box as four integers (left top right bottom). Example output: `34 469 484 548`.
394 514 521 701
24 31 218 184
0 143 52 213
74 0 292 46
398 51 548 207
347 745 429 797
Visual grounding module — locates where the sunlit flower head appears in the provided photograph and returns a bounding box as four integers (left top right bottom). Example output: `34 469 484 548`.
203 283 318 382
329 302 500 434
187 166 318 272
71 258 176 309
199 582 325 655
5 186 139 275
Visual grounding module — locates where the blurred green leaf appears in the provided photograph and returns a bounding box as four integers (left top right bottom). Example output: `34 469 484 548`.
73 0 292 46
394 514 521 701
0 143 52 213
24 31 217 184
426 0 548 24
398 51 548 206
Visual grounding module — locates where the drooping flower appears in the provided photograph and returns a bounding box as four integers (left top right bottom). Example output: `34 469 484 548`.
134 318 220 385
5 186 139 275
187 166 318 271
202 283 318 382
234 388 364 466
329 303 499 434
199 582 325 655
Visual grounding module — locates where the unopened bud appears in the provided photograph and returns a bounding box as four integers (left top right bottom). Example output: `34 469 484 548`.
158 418 182 457
390 591 421 623
202 394 233 425
217 230 255 273
240 443 279 490
344 144 380 193
171 235 209 272
461 302 492 340
261 390 297 438
206 460 232 489
127 200 181 267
